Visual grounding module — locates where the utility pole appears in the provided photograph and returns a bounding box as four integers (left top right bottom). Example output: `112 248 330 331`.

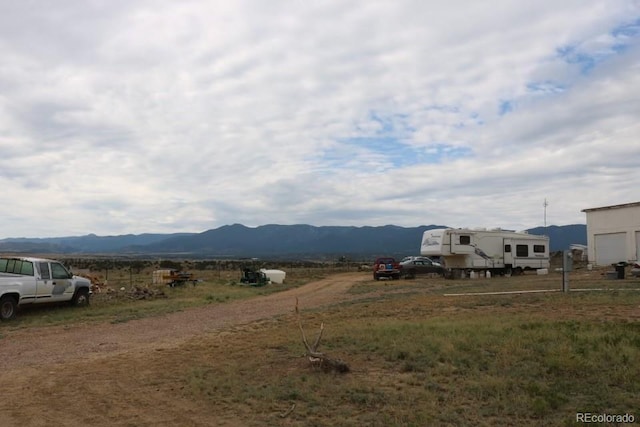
543 198 548 230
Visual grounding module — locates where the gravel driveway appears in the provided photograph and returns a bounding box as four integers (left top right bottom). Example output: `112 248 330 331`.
0 272 366 372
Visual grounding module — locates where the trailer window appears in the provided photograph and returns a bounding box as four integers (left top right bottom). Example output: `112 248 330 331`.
534 245 546 253
516 245 529 257
459 235 471 245
504 244 511 253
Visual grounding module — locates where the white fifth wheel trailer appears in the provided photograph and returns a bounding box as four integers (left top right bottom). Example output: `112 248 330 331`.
420 228 550 276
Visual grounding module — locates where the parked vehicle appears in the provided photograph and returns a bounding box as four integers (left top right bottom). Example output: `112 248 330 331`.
400 257 444 279
239 268 269 286
0 257 92 321
373 257 401 280
630 262 640 278
401 255 441 264
152 269 197 287
420 228 550 277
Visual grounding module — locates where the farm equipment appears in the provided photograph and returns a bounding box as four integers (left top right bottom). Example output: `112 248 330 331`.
152 269 197 287
239 268 269 286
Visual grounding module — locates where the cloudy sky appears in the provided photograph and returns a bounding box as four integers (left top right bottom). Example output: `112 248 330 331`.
1 1 639 238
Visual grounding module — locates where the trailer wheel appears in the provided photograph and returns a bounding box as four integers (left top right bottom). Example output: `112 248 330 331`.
0 295 18 321
70 288 90 307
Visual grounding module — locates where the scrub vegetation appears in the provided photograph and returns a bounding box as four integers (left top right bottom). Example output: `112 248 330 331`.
1 262 639 426
182 287 640 426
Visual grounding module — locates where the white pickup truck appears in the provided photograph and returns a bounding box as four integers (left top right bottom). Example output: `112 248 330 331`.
0 256 92 321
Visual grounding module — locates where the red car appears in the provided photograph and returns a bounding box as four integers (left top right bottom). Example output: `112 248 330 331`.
373 257 401 280
631 262 640 278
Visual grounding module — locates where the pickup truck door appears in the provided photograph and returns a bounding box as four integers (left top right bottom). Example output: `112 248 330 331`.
36 261 74 302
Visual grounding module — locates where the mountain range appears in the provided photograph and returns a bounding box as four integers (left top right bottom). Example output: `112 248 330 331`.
0 224 586 259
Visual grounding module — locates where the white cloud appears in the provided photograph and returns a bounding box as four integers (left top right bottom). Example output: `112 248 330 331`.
0 0 639 237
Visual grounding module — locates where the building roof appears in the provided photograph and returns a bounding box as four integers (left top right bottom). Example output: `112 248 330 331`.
582 201 640 213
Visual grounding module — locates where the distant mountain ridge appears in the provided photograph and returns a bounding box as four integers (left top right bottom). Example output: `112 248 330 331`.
0 224 586 259
0 233 193 253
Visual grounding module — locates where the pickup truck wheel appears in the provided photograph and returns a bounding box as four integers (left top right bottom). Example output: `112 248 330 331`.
71 288 90 307
0 295 17 321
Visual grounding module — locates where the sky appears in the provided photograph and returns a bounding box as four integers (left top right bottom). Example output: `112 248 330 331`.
1 1 639 238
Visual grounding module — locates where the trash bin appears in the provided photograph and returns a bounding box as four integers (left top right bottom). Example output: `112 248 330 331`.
614 262 627 279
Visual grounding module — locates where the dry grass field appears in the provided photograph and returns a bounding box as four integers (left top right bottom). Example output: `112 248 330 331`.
1 263 639 426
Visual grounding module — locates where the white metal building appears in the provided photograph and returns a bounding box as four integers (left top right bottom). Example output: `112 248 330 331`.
582 201 640 266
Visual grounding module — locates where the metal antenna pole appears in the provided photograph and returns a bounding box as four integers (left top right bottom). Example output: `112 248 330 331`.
543 198 548 229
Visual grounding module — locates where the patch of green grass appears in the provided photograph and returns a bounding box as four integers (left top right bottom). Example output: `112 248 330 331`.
182 289 640 426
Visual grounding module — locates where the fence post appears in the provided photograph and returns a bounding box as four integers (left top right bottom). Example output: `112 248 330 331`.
562 250 573 292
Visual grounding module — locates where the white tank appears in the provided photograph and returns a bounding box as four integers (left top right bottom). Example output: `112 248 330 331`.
260 269 286 284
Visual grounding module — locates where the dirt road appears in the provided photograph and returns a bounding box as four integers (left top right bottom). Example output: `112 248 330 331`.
0 272 372 426
0 272 366 372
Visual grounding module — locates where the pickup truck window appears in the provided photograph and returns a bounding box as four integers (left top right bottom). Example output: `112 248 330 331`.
0 259 34 276
20 261 34 276
39 262 51 280
51 262 70 280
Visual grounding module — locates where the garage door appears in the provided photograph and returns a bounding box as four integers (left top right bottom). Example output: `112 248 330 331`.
594 233 626 266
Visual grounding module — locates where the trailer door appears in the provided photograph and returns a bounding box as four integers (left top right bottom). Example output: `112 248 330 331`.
503 239 514 266
450 232 474 254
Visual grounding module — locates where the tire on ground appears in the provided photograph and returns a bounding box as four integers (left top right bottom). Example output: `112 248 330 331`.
0 295 18 321
70 288 90 306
